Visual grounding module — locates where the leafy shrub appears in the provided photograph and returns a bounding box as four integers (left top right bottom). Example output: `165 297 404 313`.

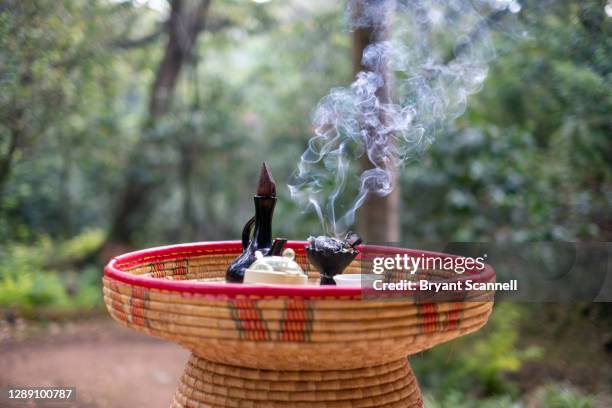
411 304 542 397
423 391 518 408
538 384 593 408
55 229 105 261
0 230 104 312
0 241 68 309
424 384 594 408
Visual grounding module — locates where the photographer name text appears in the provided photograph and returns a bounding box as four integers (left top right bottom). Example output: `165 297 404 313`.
372 279 517 292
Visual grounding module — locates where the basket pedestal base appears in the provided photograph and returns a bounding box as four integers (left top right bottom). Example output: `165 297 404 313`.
171 353 423 408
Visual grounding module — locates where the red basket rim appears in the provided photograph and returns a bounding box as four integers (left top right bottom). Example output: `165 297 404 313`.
104 240 495 298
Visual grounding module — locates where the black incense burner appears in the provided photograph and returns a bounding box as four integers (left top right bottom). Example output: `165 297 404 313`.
306 232 362 285
226 163 286 283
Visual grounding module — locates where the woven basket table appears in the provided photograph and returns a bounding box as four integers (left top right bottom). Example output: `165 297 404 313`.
103 241 495 407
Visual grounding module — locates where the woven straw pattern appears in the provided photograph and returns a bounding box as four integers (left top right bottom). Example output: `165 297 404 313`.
103 243 494 370
170 355 423 408
103 242 494 407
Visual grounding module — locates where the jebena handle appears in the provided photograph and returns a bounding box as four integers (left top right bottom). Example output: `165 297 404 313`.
241 216 256 250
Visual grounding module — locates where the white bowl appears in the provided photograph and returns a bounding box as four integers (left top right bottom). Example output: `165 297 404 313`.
333 274 382 287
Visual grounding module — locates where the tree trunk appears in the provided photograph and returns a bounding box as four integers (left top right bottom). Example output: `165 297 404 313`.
104 0 211 251
149 0 211 118
0 129 20 195
353 1 401 244
0 65 31 195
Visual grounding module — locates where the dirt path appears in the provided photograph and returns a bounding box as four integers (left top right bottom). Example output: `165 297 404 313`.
0 318 189 407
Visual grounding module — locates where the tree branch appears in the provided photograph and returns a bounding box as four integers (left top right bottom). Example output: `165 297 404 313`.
114 29 164 48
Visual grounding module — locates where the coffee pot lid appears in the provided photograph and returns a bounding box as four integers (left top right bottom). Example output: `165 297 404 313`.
249 249 304 275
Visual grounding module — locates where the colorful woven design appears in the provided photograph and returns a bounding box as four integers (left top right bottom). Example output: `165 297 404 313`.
103 241 495 407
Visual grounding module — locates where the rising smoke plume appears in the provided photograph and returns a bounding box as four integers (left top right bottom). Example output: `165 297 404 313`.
288 0 520 237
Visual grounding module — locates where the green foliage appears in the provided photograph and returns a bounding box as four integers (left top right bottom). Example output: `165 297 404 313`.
538 384 593 408
0 241 69 308
411 304 542 396
0 0 155 242
423 391 518 408
55 229 106 261
413 306 600 406
401 0 611 243
70 266 104 309
1 0 607 245
0 230 104 311
424 384 594 408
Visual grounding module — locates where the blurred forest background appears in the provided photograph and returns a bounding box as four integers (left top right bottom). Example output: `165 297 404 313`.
0 0 611 406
